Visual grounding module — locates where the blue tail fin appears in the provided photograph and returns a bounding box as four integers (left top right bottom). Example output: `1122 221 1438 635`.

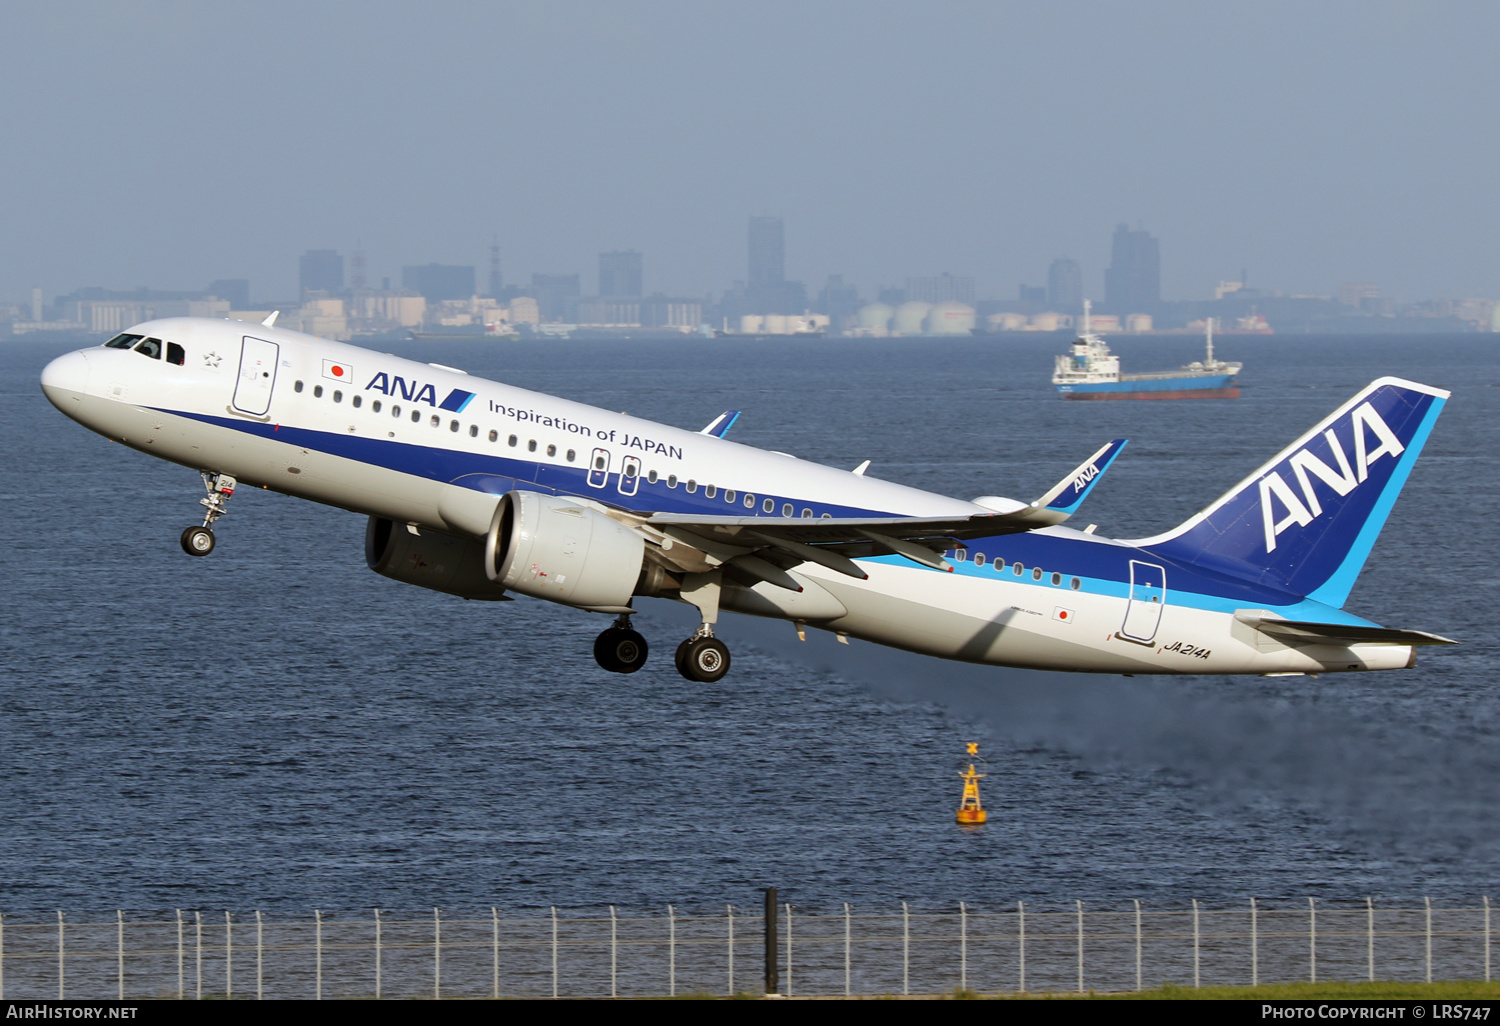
1138 377 1448 607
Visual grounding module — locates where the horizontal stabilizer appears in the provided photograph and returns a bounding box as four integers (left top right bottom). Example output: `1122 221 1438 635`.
1235 613 1457 647
699 411 741 438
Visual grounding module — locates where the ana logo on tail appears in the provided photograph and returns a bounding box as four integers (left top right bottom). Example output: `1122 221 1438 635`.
1259 401 1406 553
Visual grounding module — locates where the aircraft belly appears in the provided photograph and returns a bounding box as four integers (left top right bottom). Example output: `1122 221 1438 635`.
806 563 1159 673
79 396 446 527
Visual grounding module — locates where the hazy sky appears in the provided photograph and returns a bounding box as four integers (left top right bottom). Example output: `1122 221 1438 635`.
5 0 1499 305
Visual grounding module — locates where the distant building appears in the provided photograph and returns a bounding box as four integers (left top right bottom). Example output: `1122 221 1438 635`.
907 274 975 305
1047 258 1083 313
531 273 582 322
599 250 643 298
641 296 703 329
748 216 784 291
299 250 344 296
207 279 250 310
1338 282 1383 308
814 274 861 332
402 264 476 303
1018 284 1047 305
745 216 806 314
1103 225 1159 312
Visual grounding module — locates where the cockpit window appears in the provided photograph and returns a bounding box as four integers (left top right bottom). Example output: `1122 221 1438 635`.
133 337 163 359
166 342 185 366
104 333 143 349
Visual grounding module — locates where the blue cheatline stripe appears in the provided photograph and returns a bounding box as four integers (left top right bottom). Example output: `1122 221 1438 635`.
1307 395 1446 609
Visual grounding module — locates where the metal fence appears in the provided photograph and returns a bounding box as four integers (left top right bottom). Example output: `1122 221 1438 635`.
0 899 1491 999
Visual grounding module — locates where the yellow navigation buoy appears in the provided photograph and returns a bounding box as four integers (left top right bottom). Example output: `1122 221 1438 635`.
956 742 988 825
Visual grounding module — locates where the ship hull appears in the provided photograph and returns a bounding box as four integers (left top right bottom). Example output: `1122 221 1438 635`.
1055 373 1240 400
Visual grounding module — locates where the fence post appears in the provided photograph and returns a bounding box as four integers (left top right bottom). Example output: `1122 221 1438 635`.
1308 898 1316 984
1134 899 1142 992
668 904 677 997
492 908 499 1001
550 906 558 1000
1425 896 1432 984
57 911 64 1001
117 910 125 1000
256 910 263 1001
727 904 734 997
434 907 442 1000
958 902 968 994
610 905 617 999
373 909 381 1001
785 902 793 998
1485 895 1492 983
195 909 203 1000
176 909 184 1000
763 888 778 997
1193 898 1201 989
845 902 853 997
1018 901 1026 994
315 908 322 1001
1367 897 1374 982
901 901 909 997
224 911 232 1000
1251 898 1258 989
1076 900 1085 993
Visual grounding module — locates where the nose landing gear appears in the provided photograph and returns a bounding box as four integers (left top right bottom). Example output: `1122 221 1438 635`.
594 615 649 674
180 471 237 557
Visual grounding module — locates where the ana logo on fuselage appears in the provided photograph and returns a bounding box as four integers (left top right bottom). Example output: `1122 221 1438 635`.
365 373 439 406
1258 400 1406 553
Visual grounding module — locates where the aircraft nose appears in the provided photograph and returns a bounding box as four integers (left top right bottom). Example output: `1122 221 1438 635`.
40 350 92 408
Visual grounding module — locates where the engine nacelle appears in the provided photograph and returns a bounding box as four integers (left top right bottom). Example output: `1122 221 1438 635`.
485 490 646 612
365 517 513 600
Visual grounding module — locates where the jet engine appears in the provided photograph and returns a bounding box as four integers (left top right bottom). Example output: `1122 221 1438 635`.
365 517 513 600
485 490 646 612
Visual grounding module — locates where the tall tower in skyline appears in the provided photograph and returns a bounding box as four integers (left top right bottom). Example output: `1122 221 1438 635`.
599 250 643 297
299 250 344 297
748 216 784 290
1047 257 1083 313
1103 225 1160 312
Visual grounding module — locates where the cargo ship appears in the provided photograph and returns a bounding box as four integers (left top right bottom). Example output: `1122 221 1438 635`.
1052 304 1242 400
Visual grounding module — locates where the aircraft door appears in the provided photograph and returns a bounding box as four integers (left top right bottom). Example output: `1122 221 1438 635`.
232 336 279 416
618 455 641 496
587 447 611 488
1120 560 1167 643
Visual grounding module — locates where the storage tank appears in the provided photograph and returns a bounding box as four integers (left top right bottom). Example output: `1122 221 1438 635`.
925 302 976 335
739 315 764 334
762 314 789 335
893 301 932 335
857 303 894 334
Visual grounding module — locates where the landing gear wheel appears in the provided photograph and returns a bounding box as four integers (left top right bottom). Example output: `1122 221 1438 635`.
594 627 649 674
678 637 731 683
180 525 215 557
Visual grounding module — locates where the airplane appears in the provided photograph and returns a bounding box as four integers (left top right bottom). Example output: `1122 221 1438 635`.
39 316 1456 683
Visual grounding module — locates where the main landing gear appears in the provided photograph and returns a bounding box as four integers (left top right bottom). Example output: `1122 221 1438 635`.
675 628 731 683
180 471 237 557
591 618 733 683
594 616 649 674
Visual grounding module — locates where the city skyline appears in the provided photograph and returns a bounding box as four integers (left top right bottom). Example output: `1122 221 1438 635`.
3 2 1499 305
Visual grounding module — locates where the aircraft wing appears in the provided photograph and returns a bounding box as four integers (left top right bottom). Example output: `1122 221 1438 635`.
1235 613 1458 647
644 509 1056 578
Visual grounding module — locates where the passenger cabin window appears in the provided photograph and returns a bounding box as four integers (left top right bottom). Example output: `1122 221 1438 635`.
294 380 304 393
372 400 382 413
686 479 697 493
352 395 362 408
568 450 577 463
166 342 185 366
333 390 343 403
725 490 736 503
667 475 678 488
546 443 556 456
782 503 793 517
762 498 775 513
133 337 162 359
471 425 480 438
705 485 717 498
314 385 324 398
528 439 538 452
103 334 143 349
